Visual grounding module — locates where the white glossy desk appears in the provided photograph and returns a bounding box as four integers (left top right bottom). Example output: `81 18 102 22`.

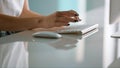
0 27 120 68
0 27 103 68
0 28 103 68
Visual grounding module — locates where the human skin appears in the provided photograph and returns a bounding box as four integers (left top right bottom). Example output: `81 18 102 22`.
0 0 81 31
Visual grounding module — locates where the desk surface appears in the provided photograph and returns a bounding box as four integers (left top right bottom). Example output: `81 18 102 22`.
0 28 119 68
0 27 120 68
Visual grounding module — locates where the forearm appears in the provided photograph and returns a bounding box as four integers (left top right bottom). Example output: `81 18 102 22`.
20 9 44 18
0 14 39 31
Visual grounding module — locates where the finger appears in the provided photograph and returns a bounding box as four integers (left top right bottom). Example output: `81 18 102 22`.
48 26 65 31
55 22 69 27
56 16 77 23
74 16 82 21
56 10 81 22
56 10 79 17
32 27 64 32
32 28 48 32
69 10 79 16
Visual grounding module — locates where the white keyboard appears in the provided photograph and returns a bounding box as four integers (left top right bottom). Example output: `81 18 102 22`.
56 24 99 34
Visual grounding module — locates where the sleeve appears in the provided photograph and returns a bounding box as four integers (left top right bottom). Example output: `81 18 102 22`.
0 0 24 16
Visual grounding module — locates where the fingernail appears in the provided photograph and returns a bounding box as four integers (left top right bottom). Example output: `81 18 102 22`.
67 24 70 26
75 14 79 16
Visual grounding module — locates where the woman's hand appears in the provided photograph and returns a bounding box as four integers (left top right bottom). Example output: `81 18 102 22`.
39 10 81 28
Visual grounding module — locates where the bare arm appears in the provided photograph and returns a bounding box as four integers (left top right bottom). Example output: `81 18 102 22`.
0 0 80 31
0 0 43 31
0 14 40 31
20 0 43 18
19 0 81 28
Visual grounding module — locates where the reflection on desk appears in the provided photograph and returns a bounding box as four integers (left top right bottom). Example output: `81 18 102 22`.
49 29 98 50
28 29 100 68
0 42 28 68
